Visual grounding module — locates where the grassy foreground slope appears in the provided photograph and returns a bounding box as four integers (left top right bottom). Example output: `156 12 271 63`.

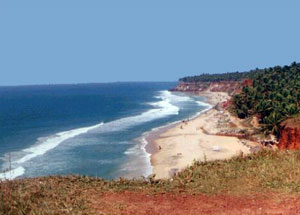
2 150 300 214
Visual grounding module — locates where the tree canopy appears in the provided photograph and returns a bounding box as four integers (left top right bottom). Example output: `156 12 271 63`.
179 70 260 82
180 62 300 137
232 62 300 136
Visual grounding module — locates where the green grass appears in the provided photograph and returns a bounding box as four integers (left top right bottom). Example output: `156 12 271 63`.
2 150 300 214
172 150 300 194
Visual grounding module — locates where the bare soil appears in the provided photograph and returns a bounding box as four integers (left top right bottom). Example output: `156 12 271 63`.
91 191 300 215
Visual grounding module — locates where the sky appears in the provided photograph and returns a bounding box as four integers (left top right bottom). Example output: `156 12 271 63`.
1 1 300 86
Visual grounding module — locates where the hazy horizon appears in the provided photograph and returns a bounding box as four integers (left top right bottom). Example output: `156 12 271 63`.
1 0 300 86
0 81 179 87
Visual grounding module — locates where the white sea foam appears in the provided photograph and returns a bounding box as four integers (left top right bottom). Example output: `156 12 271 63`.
0 90 196 180
132 95 213 178
121 137 153 178
149 91 180 115
92 91 181 133
139 137 153 177
0 166 25 181
196 100 212 107
122 91 213 178
155 91 193 102
17 122 104 164
0 122 104 180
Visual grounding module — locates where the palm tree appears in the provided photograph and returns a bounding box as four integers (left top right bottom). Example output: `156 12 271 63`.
255 100 272 116
283 104 299 117
262 111 284 137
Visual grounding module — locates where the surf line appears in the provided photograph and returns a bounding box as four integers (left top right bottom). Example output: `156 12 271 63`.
0 122 104 180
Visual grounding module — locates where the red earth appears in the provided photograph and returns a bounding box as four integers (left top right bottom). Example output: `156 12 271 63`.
90 191 300 215
279 117 300 150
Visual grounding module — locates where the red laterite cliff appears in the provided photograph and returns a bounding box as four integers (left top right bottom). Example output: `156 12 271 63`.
279 117 300 150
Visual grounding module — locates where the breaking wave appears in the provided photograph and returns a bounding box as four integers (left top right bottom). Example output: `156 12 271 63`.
0 90 185 180
0 123 104 180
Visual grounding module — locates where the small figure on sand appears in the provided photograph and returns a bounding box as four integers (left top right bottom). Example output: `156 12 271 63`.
158 145 162 150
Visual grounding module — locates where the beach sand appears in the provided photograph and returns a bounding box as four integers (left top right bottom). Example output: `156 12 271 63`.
147 91 257 179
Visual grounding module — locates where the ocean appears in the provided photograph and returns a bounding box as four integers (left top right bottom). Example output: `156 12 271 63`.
0 82 210 180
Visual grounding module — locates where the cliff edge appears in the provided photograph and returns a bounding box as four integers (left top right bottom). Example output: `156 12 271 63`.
171 79 252 95
279 117 300 150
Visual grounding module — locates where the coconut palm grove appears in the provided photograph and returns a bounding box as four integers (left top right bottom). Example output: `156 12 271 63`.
180 62 300 137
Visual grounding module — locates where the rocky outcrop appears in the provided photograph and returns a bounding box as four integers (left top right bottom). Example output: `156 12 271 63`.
221 98 233 109
279 117 300 150
242 79 253 87
170 82 210 92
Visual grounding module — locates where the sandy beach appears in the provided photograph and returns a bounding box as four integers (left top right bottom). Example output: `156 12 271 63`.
147 91 258 179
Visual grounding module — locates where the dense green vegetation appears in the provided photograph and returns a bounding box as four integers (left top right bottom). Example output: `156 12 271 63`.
179 70 259 82
233 62 300 136
180 62 300 136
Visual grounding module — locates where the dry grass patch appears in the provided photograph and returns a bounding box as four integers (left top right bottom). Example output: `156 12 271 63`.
2 150 300 214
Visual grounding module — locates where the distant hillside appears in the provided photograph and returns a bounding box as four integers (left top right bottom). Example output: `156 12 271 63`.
179 70 258 83
179 63 300 83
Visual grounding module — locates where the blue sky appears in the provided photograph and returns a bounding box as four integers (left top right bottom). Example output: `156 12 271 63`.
1 1 300 85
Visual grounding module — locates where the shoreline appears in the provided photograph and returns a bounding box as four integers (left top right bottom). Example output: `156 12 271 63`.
140 93 213 177
145 91 256 179
144 101 213 158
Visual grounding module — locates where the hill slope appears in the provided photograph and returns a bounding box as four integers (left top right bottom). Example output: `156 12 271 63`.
2 151 300 214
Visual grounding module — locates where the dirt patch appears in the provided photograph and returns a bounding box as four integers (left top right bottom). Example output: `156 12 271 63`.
279 117 300 149
90 191 300 215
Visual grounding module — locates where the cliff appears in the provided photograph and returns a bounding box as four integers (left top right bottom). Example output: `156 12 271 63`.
171 80 251 95
278 117 300 150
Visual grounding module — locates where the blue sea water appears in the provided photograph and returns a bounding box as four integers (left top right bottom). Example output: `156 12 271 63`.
0 82 210 180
